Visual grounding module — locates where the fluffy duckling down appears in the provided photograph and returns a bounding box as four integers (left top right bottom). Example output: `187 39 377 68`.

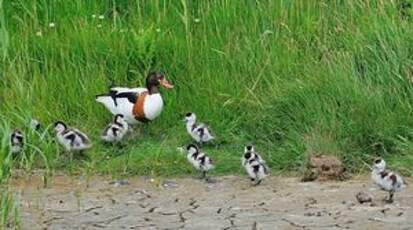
10 129 24 154
186 144 214 180
54 121 91 159
371 158 406 203
101 114 128 143
184 112 214 145
242 145 269 186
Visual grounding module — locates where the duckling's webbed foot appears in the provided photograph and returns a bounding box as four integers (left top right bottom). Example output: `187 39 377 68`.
253 179 262 186
205 177 216 184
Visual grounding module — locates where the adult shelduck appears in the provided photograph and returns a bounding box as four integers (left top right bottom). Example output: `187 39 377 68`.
95 72 174 124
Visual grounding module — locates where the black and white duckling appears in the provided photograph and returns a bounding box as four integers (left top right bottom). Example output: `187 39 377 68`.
10 129 24 154
29 118 41 131
54 121 92 160
184 112 215 145
186 144 214 180
371 158 406 203
242 145 269 186
101 114 128 143
95 72 174 124
241 145 265 165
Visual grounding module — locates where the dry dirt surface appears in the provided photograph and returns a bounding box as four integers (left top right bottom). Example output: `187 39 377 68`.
10 175 413 230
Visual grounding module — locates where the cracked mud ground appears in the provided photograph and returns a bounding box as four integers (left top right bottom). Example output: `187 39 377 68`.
10 175 413 230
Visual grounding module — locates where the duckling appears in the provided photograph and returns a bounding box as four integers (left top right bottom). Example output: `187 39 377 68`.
54 121 92 160
371 158 406 203
186 144 214 180
101 114 129 143
242 145 265 166
184 113 214 145
29 119 41 131
10 129 24 154
242 145 269 186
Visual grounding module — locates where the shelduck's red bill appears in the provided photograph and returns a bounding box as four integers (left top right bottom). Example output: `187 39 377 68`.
159 78 174 89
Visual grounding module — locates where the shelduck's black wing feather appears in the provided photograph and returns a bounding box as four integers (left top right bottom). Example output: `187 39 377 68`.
95 90 137 106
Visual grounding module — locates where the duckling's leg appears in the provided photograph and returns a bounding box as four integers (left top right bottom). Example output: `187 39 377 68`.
254 178 262 186
198 141 204 148
116 141 126 149
200 171 207 179
386 191 395 203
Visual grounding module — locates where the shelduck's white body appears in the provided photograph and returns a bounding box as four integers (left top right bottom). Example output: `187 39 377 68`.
95 72 173 125
96 88 164 124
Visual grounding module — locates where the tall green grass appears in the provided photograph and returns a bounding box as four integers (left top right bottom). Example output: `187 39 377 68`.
1 0 413 178
0 189 20 229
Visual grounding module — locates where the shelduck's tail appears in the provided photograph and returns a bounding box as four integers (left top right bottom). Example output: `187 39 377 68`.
95 94 111 103
95 94 117 113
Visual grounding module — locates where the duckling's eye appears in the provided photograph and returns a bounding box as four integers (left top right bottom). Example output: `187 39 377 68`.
374 159 382 164
185 113 192 117
246 146 253 151
245 153 251 158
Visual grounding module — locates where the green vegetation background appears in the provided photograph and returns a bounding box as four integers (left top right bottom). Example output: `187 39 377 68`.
1 0 413 181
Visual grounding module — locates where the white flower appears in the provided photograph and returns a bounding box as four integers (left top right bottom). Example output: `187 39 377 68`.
155 28 161 33
97 24 102 28
35 31 42 37
150 178 155 183
49 22 56 28
194 18 201 23
92 14 96 18
98 15 104 20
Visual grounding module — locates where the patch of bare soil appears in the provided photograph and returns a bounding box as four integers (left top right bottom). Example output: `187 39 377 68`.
10 175 412 230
